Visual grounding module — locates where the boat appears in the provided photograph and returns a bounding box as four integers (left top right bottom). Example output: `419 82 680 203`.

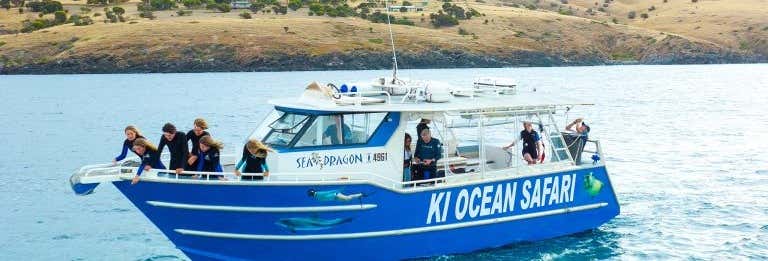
71 82 620 260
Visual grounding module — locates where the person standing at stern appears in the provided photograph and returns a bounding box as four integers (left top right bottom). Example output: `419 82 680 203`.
503 121 543 165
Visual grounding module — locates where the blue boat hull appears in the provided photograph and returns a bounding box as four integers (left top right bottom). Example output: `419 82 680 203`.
113 165 619 260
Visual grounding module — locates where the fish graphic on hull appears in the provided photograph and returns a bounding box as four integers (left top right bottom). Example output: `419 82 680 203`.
276 217 353 233
584 173 604 197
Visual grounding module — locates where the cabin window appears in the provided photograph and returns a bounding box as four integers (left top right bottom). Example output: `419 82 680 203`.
294 112 388 147
263 112 310 147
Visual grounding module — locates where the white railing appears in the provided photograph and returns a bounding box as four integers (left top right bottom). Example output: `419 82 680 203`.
339 91 392 103
75 152 599 192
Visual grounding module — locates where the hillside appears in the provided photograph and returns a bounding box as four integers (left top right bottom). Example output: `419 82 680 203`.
0 0 765 74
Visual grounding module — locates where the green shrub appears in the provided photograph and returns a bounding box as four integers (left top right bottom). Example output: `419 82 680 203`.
287 0 301 10
429 11 458 27
239 10 251 18
458 27 469 35
1 0 11 9
272 4 286 14
86 0 107 5
176 9 192 15
393 16 413 25
218 3 231 12
183 0 202 8
150 0 176 10
640 13 648 19
27 0 63 14
69 14 94 25
139 9 155 19
627 11 636 19
21 18 54 33
53 10 67 24
308 2 323 15
249 2 264 12
112 6 125 16
402 0 411 5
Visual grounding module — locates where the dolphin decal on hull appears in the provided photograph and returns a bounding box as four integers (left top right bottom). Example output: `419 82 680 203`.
276 217 353 233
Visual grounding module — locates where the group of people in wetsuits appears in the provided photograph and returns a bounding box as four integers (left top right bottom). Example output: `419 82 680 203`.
403 119 444 183
112 118 272 184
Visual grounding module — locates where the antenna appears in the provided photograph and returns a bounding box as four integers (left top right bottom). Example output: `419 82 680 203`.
384 1 399 82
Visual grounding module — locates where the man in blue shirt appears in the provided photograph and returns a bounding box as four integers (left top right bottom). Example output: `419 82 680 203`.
414 127 442 180
323 115 351 145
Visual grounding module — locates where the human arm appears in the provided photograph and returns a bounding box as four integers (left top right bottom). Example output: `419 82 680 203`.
503 133 522 150
234 146 248 176
196 151 205 172
172 134 188 173
212 150 222 172
132 160 148 185
566 118 582 132
114 140 130 164
261 162 269 177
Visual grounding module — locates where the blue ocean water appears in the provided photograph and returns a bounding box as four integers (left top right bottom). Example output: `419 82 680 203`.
1 64 767 260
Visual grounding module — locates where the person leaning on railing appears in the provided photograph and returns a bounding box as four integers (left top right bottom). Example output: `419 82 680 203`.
234 139 272 181
185 118 210 172
158 123 188 176
196 136 225 180
113 125 145 165
131 138 165 185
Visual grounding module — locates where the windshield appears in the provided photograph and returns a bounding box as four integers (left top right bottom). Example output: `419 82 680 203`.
262 112 310 147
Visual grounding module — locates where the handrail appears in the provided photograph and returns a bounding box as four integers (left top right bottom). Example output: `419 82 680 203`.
337 91 392 105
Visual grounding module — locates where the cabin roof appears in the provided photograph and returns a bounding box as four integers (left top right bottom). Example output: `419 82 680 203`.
268 88 591 114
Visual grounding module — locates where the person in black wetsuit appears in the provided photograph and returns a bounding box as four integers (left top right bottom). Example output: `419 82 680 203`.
234 139 272 181
131 138 166 185
503 121 543 165
113 125 145 165
185 118 210 171
158 123 188 175
196 135 224 180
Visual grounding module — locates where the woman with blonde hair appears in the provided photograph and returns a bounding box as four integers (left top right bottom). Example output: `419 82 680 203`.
185 118 210 171
113 125 145 165
196 135 224 180
234 139 272 181
131 138 165 185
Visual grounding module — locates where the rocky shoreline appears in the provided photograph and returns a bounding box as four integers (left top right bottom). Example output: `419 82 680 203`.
2 48 765 74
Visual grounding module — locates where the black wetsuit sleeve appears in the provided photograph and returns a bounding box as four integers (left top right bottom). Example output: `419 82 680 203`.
150 150 162 168
158 136 167 155
196 151 205 171
213 149 222 172
170 132 188 169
